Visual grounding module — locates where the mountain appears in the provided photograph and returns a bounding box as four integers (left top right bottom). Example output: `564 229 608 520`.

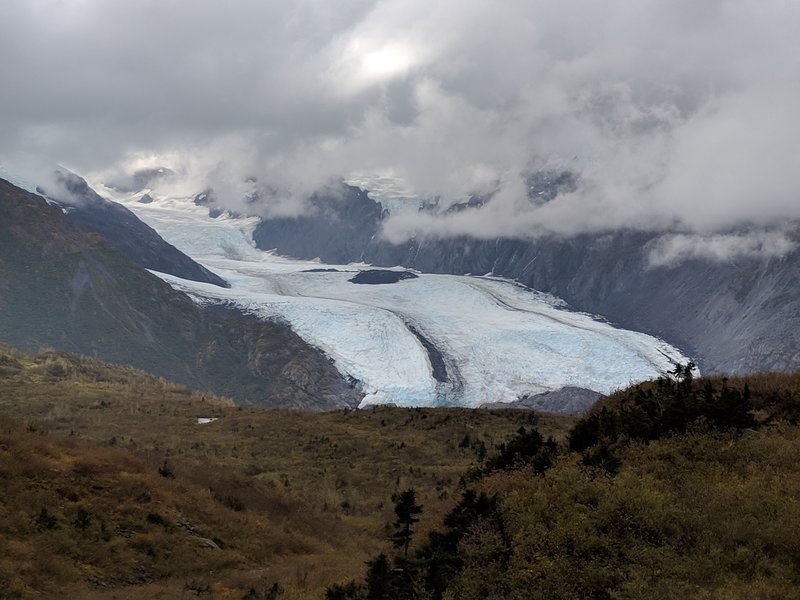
252 180 800 374
37 170 229 288
252 184 384 263
0 177 361 409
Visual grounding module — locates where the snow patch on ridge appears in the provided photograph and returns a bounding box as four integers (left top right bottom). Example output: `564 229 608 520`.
0 161 41 195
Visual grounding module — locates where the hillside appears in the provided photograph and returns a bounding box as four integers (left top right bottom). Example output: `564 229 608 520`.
438 417 800 599
0 178 360 409
331 368 800 599
3 345 800 598
0 345 561 598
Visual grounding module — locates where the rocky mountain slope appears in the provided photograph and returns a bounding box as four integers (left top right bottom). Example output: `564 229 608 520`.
252 184 384 263
37 170 229 287
0 177 361 409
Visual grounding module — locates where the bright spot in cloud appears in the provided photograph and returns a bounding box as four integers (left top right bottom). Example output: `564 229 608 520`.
361 43 414 79
330 37 418 93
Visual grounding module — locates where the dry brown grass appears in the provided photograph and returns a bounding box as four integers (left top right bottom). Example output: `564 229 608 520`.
0 345 575 598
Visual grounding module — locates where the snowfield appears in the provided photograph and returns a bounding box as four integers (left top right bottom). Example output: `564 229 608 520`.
104 186 690 410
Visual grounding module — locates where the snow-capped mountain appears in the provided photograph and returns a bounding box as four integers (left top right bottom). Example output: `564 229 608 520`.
101 184 690 411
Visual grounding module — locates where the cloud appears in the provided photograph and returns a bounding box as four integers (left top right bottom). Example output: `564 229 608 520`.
1 0 799 241
645 231 797 269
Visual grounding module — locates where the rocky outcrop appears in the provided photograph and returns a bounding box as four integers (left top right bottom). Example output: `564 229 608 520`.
481 387 601 414
349 269 418 284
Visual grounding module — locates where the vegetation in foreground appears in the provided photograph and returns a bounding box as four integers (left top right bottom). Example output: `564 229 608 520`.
0 344 566 598
328 365 800 599
3 345 800 599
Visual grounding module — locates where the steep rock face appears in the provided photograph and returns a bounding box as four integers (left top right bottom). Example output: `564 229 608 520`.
38 171 229 288
252 184 800 374
252 185 385 263
0 178 361 409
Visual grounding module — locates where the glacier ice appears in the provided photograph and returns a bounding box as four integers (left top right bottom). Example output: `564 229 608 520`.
108 187 691 411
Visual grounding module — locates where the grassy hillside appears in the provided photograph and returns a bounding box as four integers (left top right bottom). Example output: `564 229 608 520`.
433 426 800 599
5 345 800 599
333 369 800 600
0 345 569 598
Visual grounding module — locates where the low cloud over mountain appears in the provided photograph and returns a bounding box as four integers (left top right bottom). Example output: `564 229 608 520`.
1 1 799 241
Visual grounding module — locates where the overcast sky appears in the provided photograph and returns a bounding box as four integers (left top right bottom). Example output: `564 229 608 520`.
1 0 799 244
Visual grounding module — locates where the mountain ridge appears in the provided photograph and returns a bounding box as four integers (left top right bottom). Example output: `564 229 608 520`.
37 170 230 288
0 177 361 409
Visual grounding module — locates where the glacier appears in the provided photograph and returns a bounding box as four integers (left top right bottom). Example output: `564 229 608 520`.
93 183 690 410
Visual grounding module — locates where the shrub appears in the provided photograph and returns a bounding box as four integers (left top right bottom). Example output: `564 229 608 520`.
568 364 755 453
486 426 558 474
35 507 58 530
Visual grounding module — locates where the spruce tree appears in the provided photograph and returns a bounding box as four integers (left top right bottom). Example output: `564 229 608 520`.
392 488 423 559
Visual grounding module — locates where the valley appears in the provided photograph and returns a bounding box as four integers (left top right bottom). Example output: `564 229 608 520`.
99 184 690 411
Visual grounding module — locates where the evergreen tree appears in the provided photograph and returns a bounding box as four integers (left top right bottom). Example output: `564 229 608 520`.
486 426 558 473
392 489 423 559
365 554 394 600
